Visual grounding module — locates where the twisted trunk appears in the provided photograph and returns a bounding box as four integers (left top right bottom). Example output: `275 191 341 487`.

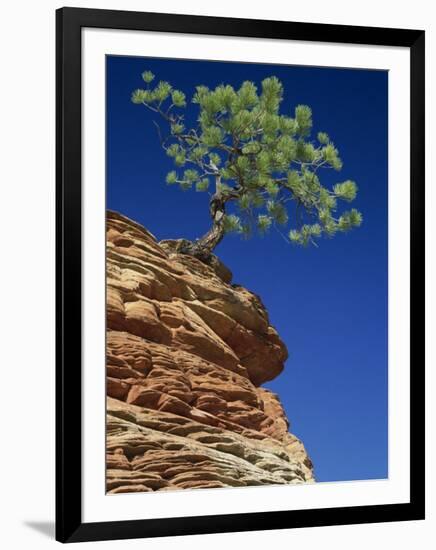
177 170 243 261
180 193 226 261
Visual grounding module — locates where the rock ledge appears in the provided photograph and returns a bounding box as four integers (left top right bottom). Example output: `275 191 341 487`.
106 210 314 493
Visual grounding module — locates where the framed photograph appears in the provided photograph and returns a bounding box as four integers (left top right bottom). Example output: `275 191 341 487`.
56 7 425 543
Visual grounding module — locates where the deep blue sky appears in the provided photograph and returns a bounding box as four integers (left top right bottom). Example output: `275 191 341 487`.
107 55 388 483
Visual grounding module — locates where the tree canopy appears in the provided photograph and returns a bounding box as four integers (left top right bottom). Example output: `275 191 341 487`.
132 70 362 258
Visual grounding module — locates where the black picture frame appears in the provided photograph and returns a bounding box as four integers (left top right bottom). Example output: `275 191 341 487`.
56 6 425 543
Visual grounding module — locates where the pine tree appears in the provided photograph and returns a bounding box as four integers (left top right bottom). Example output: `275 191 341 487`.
132 71 362 260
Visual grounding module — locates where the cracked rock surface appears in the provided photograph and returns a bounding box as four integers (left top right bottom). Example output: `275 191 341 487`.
106 210 314 493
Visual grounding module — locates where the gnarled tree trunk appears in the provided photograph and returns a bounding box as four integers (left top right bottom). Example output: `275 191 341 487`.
180 192 226 261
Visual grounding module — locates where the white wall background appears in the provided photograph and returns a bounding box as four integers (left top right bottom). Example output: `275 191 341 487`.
0 0 433 548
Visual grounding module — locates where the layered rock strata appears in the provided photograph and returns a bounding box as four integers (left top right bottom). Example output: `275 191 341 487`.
106 210 314 493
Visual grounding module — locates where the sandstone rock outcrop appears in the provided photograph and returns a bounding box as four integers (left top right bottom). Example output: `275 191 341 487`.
106 210 314 493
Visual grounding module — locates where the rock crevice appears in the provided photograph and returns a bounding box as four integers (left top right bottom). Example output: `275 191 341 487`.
106 210 314 493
